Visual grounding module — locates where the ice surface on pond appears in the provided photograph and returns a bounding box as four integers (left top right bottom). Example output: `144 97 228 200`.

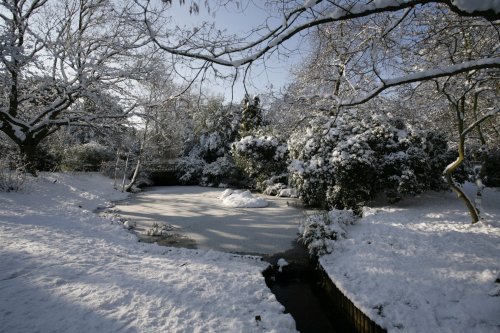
115 186 306 254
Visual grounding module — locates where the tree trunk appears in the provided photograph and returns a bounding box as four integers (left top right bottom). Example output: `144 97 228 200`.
443 144 480 224
124 118 149 192
121 154 130 192
473 162 485 218
443 99 479 224
19 142 39 176
124 146 143 192
113 150 121 189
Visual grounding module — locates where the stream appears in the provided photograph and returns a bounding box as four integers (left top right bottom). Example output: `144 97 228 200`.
262 244 356 333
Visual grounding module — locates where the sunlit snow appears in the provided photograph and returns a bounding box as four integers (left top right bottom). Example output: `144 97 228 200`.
0 173 297 333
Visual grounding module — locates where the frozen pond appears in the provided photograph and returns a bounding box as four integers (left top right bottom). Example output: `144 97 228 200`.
114 186 307 255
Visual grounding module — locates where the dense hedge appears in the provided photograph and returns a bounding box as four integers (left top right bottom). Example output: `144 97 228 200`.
288 111 453 213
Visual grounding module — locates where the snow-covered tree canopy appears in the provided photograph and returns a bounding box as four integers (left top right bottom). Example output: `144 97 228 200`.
0 0 154 170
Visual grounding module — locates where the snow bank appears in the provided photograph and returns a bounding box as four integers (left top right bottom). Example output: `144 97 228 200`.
220 189 269 208
277 188 298 198
277 258 289 272
318 184 500 333
0 172 296 333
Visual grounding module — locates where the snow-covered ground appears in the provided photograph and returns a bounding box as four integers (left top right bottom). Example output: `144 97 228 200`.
4 172 498 333
0 173 297 333
319 184 500 333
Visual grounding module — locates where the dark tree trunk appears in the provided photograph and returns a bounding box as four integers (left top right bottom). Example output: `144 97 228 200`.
18 140 40 176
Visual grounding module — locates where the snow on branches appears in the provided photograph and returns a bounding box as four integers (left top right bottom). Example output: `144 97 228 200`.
288 111 454 212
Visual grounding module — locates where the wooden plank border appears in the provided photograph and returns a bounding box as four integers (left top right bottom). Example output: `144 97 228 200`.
315 265 387 333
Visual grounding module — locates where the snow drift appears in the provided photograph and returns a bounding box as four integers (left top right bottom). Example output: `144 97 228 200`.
219 189 269 208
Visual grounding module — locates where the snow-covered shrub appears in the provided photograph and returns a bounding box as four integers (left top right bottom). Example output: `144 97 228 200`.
201 156 239 187
231 134 288 192
0 152 27 192
421 132 453 189
277 187 299 198
481 148 500 187
198 132 225 163
262 181 287 196
31 143 63 171
219 189 269 208
289 159 330 207
379 133 447 202
175 146 207 185
288 117 340 208
146 223 173 236
289 111 453 212
176 133 240 187
328 135 377 211
175 97 247 187
62 142 114 171
299 209 356 256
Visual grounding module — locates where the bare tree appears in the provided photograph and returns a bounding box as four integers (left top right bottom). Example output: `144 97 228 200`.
133 0 499 129
422 15 499 222
0 0 153 173
136 1 499 79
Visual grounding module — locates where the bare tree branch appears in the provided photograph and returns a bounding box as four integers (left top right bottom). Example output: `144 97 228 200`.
334 57 500 107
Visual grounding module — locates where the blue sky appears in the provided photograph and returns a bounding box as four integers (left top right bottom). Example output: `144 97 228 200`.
165 1 306 102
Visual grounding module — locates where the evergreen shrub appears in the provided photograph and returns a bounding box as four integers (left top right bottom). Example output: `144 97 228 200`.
288 111 453 213
62 142 113 171
481 148 500 187
231 134 288 191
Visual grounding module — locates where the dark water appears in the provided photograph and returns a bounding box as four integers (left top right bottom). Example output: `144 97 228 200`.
148 170 179 186
262 243 356 333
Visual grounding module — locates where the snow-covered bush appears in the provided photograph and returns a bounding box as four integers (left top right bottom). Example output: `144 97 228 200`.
198 132 225 162
176 132 226 185
299 209 356 256
0 152 27 192
219 189 269 208
289 111 453 212
31 143 63 171
262 181 287 196
175 146 207 185
481 148 500 187
379 131 451 202
201 156 239 187
62 142 114 171
176 133 239 187
231 134 288 192
146 223 173 236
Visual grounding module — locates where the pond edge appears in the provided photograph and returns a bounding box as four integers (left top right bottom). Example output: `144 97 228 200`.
315 262 387 333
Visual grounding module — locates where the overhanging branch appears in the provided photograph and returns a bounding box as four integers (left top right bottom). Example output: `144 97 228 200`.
336 57 500 107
